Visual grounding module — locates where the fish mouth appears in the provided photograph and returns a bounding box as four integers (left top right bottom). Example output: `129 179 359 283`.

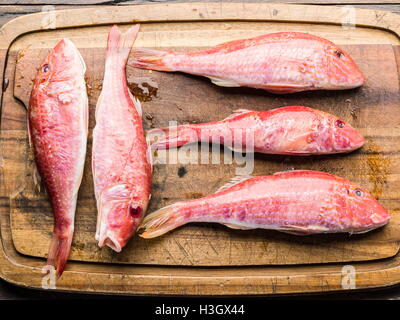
370 211 391 226
329 74 365 90
352 221 389 234
346 134 366 151
352 137 366 150
97 233 122 252
327 81 364 90
346 78 364 89
334 127 365 152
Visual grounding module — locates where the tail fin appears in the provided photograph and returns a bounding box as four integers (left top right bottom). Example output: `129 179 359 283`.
147 125 198 149
46 229 73 277
129 48 174 71
138 204 186 238
106 24 140 67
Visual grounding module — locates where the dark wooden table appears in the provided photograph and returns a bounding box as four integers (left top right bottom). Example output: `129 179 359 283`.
1 0 400 300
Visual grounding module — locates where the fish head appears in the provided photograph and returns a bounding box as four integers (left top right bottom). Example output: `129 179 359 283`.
328 115 365 152
342 182 391 232
34 38 85 89
97 185 145 252
325 45 365 90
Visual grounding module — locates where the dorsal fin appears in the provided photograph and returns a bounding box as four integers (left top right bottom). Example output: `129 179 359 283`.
223 109 254 121
215 175 253 193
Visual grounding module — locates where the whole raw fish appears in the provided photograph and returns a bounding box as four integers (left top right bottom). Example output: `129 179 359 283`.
149 106 365 155
138 170 390 238
28 39 88 276
92 25 152 252
129 31 364 94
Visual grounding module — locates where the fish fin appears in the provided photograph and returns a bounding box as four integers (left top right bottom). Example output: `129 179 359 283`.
82 84 89 136
137 204 185 238
128 91 142 117
223 109 254 121
94 90 104 119
279 224 329 235
263 83 308 94
209 76 241 87
146 144 153 172
129 47 174 71
215 175 253 193
280 230 311 236
147 125 197 150
27 117 32 147
279 133 315 153
224 144 254 154
107 24 140 67
47 228 73 278
27 118 42 192
223 223 254 230
351 227 377 235
32 165 42 192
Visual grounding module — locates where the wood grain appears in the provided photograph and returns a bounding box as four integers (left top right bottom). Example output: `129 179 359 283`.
1 2 400 295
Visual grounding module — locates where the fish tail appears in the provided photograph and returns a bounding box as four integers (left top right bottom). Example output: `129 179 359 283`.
46 227 73 277
129 48 174 71
107 24 140 67
147 125 198 149
138 204 186 238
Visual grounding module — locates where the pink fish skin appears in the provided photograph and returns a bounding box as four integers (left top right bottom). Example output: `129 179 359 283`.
29 39 88 277
138 170 390 238
92 25 152 252
129 31 364 94
149 106 365 155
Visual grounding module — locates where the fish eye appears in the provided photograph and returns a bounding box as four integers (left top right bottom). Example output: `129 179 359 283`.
42 64 50 73
355 189 363 197
130 205 142 217
334 50 343 59
335 120 345 128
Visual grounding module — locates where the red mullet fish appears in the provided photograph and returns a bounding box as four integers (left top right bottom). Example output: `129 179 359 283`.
29 39 88 277
149 106 365 155
138 170 390 238
130 31 364 94
92 25 152 252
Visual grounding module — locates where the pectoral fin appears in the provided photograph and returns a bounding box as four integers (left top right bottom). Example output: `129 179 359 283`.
264 83 308 94
223 223 254 230
209 77 241 88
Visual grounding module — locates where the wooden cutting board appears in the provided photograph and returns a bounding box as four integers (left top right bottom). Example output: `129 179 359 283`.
1 3 400 295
